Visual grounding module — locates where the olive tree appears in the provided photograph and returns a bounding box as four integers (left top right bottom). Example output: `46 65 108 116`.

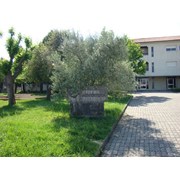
51 29 135 98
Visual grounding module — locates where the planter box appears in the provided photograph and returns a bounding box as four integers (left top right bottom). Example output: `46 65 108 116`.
69 87 107 118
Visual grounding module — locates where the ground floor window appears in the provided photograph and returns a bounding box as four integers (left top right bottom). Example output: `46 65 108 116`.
167 77 176 89
152 77 155 89
137 78 149 90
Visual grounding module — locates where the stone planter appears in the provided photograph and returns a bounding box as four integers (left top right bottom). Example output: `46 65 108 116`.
69 87 107 118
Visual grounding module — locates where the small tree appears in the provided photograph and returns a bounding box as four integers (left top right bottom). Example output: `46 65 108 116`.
26 30 67 100
26 44 54 99
127 38 146 75
1 28 33 106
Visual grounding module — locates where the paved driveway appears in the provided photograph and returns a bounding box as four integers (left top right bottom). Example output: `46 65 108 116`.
101 92 180 157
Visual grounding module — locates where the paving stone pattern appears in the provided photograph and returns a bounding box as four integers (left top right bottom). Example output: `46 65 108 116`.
101 92 180 157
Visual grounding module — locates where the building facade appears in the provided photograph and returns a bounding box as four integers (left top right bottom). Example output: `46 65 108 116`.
134 36 180 91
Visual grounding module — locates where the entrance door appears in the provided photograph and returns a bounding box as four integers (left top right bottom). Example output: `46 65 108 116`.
138 78 149 90
167 77 176 89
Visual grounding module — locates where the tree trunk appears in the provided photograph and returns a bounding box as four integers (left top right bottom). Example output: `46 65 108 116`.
0 83 3 93
6 72 16 106
40 83 43 93
46 84 51 101
15 83 18 93
22 83 26 93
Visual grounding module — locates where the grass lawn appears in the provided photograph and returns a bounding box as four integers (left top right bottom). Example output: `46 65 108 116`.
0 95 131 157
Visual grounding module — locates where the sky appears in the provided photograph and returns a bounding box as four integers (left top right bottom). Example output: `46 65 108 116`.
1 0 180 58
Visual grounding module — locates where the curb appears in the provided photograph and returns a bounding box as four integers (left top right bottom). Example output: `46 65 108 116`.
96 95 133 157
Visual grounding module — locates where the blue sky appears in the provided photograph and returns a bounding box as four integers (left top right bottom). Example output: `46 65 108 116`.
1 0 180 58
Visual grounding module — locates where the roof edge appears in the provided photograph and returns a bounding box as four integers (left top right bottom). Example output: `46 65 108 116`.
134 35 180 43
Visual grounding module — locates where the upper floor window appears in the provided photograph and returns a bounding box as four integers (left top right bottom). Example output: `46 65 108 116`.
141 46 148 55
151 47 154 57
166 46 176 51
146 62 149 71
152 62 154 72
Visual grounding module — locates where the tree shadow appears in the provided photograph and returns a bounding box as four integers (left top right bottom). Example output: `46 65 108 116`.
0 105 25 119
19 98 70 113
50 106 124 155
104 115 180 157
129 95 171 107
0 98 68 119
50 115 113 156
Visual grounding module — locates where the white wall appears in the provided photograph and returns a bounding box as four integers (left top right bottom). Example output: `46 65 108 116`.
139 40 180 77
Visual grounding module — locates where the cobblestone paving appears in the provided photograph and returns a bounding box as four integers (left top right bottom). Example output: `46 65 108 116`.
101 92 180 157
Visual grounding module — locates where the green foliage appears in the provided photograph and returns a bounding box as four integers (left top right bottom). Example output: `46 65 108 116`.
26 30 67 85
26 44 53 83
0 70 4 83
127 38 146 75
6 28 22 62
1 27 34 106
5 27 33 78
42 30 65 53
52 29 135 97
0 95 131 156
0 59 11 76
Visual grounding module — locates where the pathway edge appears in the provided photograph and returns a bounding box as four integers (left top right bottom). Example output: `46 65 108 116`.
96 95 133 157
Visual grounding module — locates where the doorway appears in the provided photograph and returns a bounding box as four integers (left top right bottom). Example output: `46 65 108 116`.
137 78 149 90
167 77 176 89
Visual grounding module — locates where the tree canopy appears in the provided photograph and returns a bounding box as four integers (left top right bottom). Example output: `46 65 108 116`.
26 44 53 84
127 38 146 75
52 29 135 98
1 28 140 105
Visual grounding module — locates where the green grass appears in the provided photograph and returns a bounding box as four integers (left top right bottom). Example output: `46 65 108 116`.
0 95 131 157
0 93 7 96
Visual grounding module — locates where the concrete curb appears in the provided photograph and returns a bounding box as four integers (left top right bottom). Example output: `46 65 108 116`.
96 95 133 157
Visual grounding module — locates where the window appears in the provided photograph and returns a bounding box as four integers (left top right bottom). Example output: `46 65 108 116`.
146 62 149 71
152 62 154 72
167 77 176 89
137 78 149 90
141 46 148 55
152 77 155 89
166 46 176 51
151 47 154 57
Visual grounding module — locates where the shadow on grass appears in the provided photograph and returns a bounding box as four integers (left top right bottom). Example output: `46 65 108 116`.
52 106 122 140
49 109 122 156
0 105 25 118
104 115 180 157
19 98 121 137
0 93 130 117
19 98 70 113
0 98 69 119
